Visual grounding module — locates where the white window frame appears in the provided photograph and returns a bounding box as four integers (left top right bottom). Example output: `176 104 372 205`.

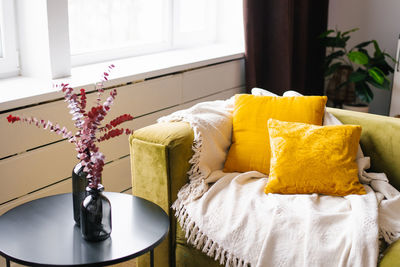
0 0 19 78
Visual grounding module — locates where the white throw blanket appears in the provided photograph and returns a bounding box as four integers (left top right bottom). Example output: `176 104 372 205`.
158 98 400 267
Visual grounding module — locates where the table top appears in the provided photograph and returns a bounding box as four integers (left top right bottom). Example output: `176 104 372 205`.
0 192 169 266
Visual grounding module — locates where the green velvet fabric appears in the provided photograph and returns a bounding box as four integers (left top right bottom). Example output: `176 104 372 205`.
130 109 400 267
176 224 222 267
130 122 194 267
327 108 400 190
176 243 222 267
380 239 400 267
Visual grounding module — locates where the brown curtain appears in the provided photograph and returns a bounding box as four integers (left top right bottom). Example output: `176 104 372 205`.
243 0 329 95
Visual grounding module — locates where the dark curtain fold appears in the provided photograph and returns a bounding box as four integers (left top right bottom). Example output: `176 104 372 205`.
243 0 329 96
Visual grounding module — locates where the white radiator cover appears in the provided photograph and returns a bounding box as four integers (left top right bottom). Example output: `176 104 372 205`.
0 59 245 215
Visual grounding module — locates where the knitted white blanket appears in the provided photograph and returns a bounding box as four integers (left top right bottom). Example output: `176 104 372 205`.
158 97 400 267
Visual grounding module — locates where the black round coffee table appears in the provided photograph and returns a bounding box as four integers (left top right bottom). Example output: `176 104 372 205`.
0 192 169 267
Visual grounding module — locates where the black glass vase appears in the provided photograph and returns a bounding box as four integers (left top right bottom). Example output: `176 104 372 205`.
72 162 88 225
80 184 112 242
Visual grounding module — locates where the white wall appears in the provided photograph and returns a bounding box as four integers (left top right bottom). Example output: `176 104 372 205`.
390 40 400 117
328 0 400 115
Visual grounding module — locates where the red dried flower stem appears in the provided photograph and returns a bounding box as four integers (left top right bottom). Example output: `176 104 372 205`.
97 128 133 142
6 65 133 190
98 114 134 132
6 114 74 140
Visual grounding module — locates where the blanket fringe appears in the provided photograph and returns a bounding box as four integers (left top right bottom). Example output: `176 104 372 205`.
174 202 251 267
380 226 400 245
160 114 209 208
164 107 251 266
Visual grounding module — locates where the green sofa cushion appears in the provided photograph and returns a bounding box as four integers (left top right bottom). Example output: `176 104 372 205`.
327 108 400 190
380 239 400 267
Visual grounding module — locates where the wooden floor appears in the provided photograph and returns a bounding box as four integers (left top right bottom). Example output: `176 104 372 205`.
0 257 136 267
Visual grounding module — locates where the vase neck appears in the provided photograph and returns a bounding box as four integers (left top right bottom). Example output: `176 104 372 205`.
86 184 104 194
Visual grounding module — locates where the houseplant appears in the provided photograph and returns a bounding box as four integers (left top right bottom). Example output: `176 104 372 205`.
6 65 134 241
320 28 396 111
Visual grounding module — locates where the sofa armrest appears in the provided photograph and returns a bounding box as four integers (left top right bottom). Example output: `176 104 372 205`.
129 121 194 267
380 239 400 266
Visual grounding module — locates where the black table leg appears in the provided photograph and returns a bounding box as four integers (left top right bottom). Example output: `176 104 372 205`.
6 258 10 267
150 249 154 267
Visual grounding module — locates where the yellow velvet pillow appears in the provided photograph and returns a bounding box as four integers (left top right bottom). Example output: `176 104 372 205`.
265 119 366 196
223 94 327 174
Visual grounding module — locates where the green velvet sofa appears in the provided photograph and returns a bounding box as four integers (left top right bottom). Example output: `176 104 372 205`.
129 107 400 267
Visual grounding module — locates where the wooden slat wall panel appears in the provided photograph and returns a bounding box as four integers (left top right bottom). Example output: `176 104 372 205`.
0 106 181 204
121 188 132 194
0 75 181 159
0 100 75 158
102 157 131 193
0 157 133 216
182 59 244 102
0 141 75 204
0 88 105 159
180 86 245 109
0 59 244 217
0 179 72 216
103 74 181 124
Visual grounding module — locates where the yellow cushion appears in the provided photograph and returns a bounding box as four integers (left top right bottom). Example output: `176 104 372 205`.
265 119 366 196
223 94 327 174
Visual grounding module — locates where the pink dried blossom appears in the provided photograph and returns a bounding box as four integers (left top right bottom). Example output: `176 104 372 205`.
6 65 134 189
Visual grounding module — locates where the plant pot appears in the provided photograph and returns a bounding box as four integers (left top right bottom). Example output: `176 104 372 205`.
80 184 112 241
326 66 356 108
72 162 88 225
342 103 369 113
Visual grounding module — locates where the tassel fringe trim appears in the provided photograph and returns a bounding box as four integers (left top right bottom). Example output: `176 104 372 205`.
174 202 251 267
160 111 251 266
380 225 400 245
158 113 209 208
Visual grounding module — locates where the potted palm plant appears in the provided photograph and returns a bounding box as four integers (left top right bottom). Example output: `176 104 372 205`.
320 28 396 112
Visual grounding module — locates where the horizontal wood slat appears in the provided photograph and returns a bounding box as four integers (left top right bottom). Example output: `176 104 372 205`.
0 141 76 204
0 179 72 216
182 59 244 102
180 86 245 109
121 188 133 195
0 157 132 216
0 99 75 158
102 157 131 193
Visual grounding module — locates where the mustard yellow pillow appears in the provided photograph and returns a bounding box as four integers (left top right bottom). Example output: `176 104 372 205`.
265 119 366 196
223 94 327 174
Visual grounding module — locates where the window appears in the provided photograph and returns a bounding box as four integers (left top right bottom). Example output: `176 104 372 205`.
68 0 230 66
1 0 243 78
68 0 171 66
0 0 18 78
173 0 217 48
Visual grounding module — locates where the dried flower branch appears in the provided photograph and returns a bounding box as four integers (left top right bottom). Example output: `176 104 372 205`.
6 65 134 189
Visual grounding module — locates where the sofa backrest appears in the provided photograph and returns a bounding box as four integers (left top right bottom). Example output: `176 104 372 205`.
327 107 400 191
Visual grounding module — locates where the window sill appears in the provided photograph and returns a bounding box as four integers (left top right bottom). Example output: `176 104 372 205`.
0 43 244 112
